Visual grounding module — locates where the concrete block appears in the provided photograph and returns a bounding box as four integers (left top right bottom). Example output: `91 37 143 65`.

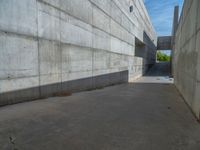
40 74 61 86
119 55 129 71
38 10 60 41
110 19 122 39
61 44 93 82
92 69 110 77
92 6 110 33
0 32 38 79
111 2 122 24
121 42 134 56
61 45 93 81
61 72 69 83
40 74 62 97
121 29 134 45
40 81 61 98
61 44 70 75
121 14 131 33
130 24 136 36
37 1 60 18
0 0 37 36
92 28 110 51
110 53 121 70
68 71 93 81
134 29 143 42
62 77 93 93
68 46 93 72
110 37 122 54
60 12 92 32
109 68 120 74
0 86 39 106
128 34 135 46
39 39 61 75
93 50 110 73
109 71 121 85
39 0 60 8
0 76 39 93
90 0 111 15
60 0 92 24
113 0 126 11
60 19 92 47
93 72 111 88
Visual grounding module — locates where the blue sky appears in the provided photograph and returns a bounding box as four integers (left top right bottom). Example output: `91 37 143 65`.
144 0 183 36
144 0 183 55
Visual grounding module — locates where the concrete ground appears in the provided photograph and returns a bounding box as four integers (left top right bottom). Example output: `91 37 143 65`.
0 63 200 150
135 62 174 84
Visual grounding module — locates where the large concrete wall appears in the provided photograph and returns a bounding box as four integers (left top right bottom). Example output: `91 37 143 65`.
0 0 156 105
173 0 200 119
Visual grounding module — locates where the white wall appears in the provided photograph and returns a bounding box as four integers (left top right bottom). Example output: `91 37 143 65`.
0 0 157 104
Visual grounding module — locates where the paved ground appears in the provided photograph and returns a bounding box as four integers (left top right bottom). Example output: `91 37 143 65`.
0 63 200 150
135 62 174 84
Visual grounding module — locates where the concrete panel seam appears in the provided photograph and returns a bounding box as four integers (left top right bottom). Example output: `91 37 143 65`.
0 75 39 81
36 0 41 97
37 0 92 29
89 0 145 40
89 0 137 39
0 30 37 41
179 32 198 50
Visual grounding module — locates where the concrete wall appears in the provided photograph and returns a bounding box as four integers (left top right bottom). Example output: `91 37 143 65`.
157 36 172 50
0 0 157 105
173 0 200 119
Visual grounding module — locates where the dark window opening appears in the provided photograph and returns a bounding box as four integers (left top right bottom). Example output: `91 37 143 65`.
130 5 133 12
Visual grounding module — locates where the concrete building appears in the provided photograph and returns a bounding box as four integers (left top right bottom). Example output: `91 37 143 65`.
173 0 200 119
0 0 157 105
1 1 200 149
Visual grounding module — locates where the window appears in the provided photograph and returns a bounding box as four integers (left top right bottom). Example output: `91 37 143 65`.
130 5 133 12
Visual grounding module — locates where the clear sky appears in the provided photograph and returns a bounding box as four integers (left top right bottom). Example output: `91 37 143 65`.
144 0 184 36
144 0 183 55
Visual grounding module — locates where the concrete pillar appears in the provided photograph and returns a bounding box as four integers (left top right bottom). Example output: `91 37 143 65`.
171 6 179 77
172 6 179 39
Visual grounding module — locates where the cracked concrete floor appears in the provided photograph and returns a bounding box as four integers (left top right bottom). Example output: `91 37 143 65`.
0 82 200 150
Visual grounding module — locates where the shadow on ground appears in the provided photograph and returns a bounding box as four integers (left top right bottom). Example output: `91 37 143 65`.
144 62 171 76
135 62 174 84
0 81 200 150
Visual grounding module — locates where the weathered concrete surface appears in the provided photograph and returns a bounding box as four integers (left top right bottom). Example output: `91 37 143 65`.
0 0 157 105
0 81 200 150
173 0 200 119
171 6 179 44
